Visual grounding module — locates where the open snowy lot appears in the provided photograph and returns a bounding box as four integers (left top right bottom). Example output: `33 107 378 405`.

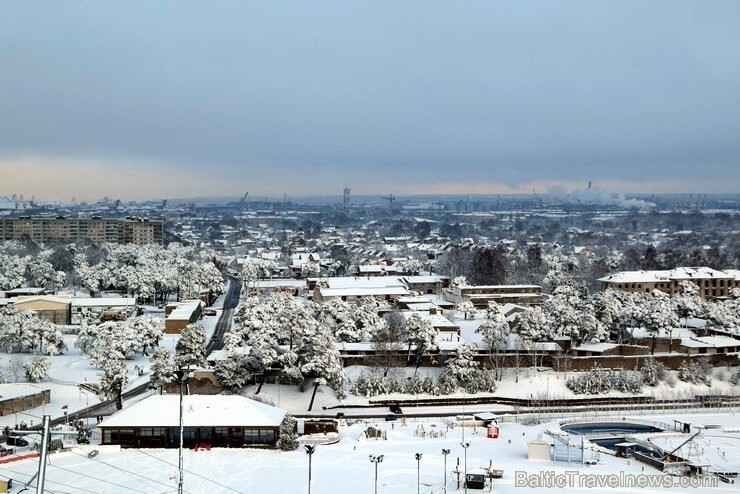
3 413 739 493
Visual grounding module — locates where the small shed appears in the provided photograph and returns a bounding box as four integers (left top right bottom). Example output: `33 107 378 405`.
465 474 486 490
528 439 551 461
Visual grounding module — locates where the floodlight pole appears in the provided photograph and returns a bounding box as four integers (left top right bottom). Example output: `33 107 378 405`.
461 441 470 494
304 445 316 494
369 454 384 494
415 453 422 494
441 449 450 494
35 415 51 494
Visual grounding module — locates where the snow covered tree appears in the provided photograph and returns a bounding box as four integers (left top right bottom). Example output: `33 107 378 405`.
76 321 139 367
399 258 423 275
672 281 704 352
24 355 50 383
640 358 667 386
98 359 128 410
298 325 347 396
637 290 680 354
214 351 252 393
149 347 176 392
0 306 66 355
175 323 206 368
404 314 439 372
450 276 468 287
277 414 298 451
444 344 479 391
677 359 712 386
475 310 510 380
456 301 476 320
128 315 163 355
511 307 549 372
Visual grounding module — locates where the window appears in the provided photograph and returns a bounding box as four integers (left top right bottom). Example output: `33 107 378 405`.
103 430 112 443
245 429 260 444
260 429 275 444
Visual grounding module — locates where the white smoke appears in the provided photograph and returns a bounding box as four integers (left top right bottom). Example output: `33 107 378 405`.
547 184 654 210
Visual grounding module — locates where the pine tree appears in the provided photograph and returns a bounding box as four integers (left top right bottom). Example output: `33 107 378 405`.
149 347 176 391
99 359 128 410
277 414 298 451
215 351 252 393
640 358 667 386
175 323 206 368
24 354 50 383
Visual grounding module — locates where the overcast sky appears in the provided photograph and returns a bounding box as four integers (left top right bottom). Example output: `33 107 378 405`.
1 1 739 201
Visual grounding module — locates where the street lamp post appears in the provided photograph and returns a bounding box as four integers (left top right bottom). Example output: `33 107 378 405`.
415 453 422 494
441 449 450 494
304 445 316 494
461 442 470 494
369 454 384 494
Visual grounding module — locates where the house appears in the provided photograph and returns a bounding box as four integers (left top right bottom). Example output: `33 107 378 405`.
13 295 72 325
444 284 542 308
680 336 740 355
253 279 306 296
403 275 451 294
99 395 286 448
313 277 410 303
164 300 203 334
71 297 137 317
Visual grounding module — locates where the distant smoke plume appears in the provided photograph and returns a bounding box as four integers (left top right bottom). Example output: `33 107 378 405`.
547 184 654 210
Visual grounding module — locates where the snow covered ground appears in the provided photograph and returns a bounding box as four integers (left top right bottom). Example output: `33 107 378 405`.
3 412 739 493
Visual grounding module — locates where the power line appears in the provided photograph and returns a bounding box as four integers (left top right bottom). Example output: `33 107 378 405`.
0 464 97 494
134 448 243 493
47 462 151 494
67 449 193 494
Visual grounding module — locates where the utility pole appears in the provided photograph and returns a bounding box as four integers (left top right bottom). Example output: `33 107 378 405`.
35 415 51 494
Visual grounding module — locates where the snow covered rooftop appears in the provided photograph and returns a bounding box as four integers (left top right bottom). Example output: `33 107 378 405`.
167 300 203 321
321 276 407 289
254 279 306 288
599 267 736 283
71 297 137 308
0 383 50 401
100 395 286 428
572 342 618 353
318 286 410 297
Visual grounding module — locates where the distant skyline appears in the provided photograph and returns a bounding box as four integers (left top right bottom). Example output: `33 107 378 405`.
2 1 739 202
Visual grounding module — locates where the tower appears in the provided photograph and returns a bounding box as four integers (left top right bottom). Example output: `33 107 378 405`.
343 185 351 211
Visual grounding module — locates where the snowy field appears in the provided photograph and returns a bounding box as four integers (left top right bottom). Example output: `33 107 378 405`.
3 412 740 493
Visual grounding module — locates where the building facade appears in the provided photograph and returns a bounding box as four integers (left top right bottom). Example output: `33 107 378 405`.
99 395 286 449
0 217 163 245
598 267 739 300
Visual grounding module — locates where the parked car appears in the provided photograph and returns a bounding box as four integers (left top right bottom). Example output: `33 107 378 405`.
203 309 217 316
389 405 403 415
0 445 14 457
384 414 398 422
6 436 28 447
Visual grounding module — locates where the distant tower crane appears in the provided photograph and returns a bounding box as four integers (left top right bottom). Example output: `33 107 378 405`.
382 193 396 212
238 192 249 211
